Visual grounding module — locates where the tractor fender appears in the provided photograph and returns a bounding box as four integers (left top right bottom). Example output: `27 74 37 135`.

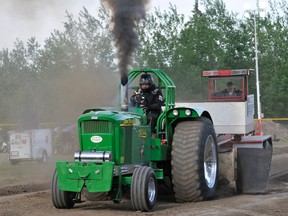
190 107 213 124
170 106 213 124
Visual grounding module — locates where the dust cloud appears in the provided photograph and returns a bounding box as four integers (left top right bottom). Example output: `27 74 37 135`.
0 1 120 189
7 68 119 126
1 1 120 133
1 68 119 188
52 69 119 121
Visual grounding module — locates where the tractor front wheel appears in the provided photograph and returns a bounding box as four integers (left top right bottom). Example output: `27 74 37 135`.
171 117 218 202
51 169 76 209
131 166 157 212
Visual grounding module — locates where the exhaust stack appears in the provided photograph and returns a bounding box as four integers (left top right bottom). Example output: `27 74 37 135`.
102 0 149 111
120 83 128 111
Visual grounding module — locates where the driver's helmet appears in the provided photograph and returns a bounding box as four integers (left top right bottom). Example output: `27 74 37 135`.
139 73 154 87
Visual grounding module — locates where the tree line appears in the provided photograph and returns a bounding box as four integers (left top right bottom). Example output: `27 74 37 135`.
0 0 287 126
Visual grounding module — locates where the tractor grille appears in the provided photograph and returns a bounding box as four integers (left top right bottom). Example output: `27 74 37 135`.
81 120 113 134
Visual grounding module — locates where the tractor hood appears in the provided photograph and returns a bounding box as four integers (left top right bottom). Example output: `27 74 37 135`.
78 109 142 126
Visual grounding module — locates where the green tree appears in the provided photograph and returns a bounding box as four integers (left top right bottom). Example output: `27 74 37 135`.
255 1 288 117
135 4 185 71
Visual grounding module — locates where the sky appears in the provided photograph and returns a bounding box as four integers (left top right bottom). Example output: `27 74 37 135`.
0 0 269 50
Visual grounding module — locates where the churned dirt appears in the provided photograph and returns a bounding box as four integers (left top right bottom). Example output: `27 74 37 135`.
0 121 288 216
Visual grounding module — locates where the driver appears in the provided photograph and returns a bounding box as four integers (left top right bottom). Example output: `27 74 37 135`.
130 73 164 134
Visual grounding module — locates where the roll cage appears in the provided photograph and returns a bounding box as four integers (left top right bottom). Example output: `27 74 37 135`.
121 68 176 111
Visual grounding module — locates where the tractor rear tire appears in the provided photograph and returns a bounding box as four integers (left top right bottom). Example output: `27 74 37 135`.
51 169 76 209
131 166 157 212
171 117 218 202
82 188 109 201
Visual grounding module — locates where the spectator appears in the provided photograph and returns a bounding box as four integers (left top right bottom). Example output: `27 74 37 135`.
221 81 242 96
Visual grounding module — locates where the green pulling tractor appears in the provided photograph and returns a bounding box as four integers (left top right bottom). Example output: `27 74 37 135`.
51 68 272 211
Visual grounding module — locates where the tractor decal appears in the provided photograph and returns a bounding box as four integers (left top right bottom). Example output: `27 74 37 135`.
90 136 103 143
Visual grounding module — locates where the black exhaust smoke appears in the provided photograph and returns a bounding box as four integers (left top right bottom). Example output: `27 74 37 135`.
102 0 150 111
102 0 150 86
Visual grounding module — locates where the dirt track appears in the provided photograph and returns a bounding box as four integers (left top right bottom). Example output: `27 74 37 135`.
0 141 288 216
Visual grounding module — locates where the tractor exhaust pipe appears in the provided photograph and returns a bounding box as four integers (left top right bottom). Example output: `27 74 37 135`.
103 0 149 113
120 83 128 111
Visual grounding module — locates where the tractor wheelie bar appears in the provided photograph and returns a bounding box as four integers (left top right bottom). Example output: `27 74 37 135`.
51 68 272 212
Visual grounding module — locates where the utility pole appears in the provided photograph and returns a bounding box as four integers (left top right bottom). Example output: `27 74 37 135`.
254 0 264 135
